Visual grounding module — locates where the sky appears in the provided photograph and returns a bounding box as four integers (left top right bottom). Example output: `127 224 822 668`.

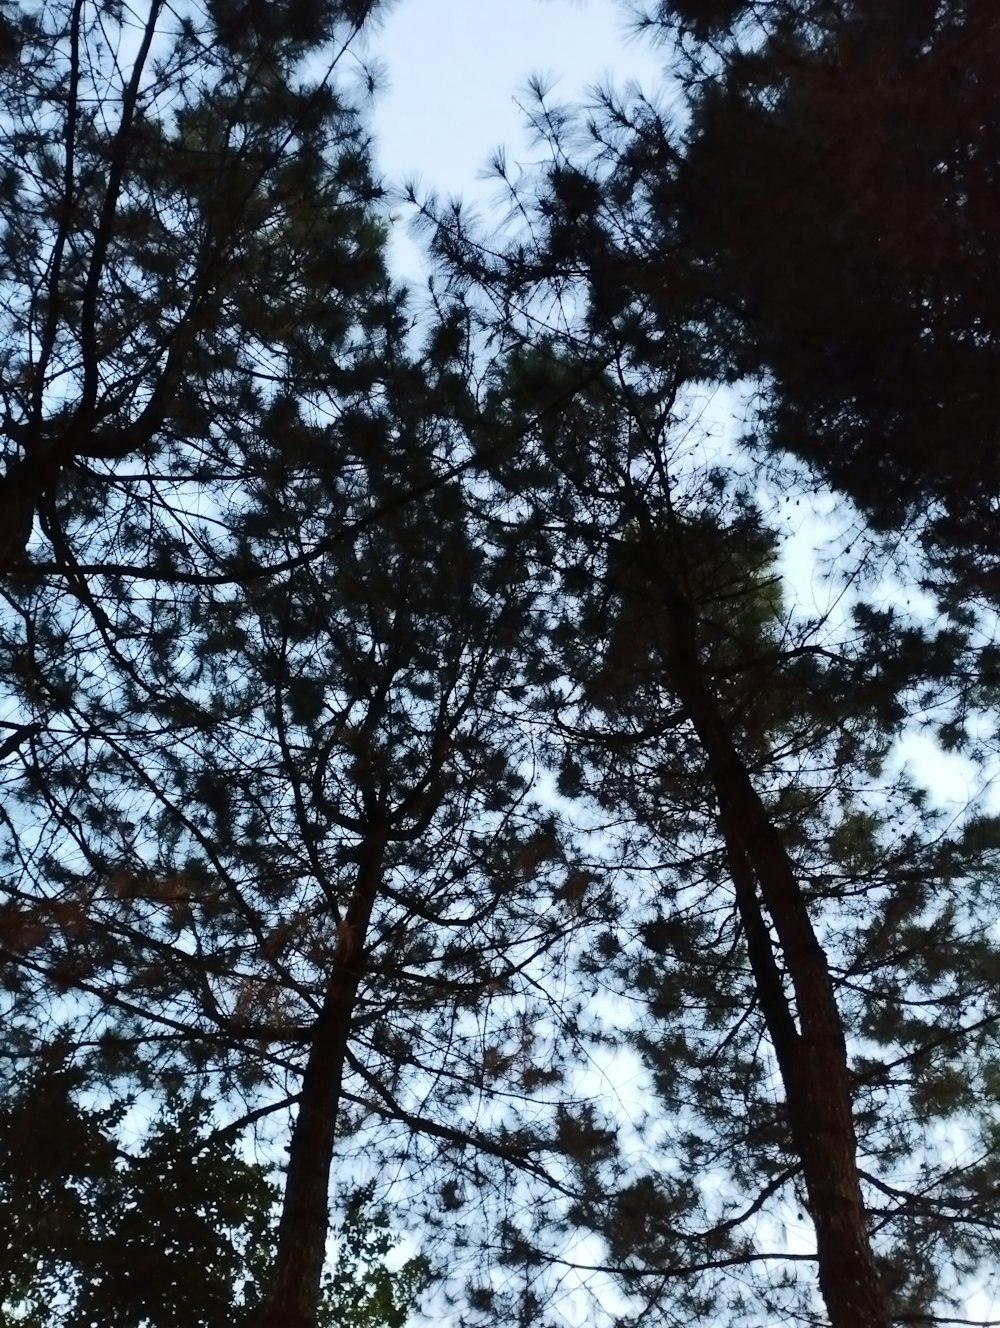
367 0 667 277
370 0 665 193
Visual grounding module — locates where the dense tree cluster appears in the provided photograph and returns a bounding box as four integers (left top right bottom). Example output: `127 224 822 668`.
1 2 998 1328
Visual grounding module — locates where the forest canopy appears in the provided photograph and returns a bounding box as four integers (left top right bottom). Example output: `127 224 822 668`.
0 2 998 1328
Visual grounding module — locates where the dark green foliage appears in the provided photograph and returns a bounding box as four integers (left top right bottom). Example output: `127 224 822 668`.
0 1070 275 1328
0 1071 430 1328
658 0 1000 594
320 1187 430 1328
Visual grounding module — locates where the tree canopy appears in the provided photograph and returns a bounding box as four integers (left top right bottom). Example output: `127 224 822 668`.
1 2 999 1328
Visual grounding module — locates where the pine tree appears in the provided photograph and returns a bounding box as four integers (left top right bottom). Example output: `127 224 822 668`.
0 306 602 1327
0 3 585 1323
418 88 1000 1322
0 0 392 581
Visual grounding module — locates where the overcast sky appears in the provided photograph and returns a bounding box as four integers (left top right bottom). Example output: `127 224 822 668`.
370 0 663 192
367 0 666 275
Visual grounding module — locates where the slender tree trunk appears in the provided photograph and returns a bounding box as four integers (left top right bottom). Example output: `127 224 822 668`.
257 832 385 1328
0 450 50 575
661 590 890 1328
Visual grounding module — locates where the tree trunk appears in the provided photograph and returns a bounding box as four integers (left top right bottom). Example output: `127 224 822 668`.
0 451 50 575
256 833 385 1328
661 590 890 1328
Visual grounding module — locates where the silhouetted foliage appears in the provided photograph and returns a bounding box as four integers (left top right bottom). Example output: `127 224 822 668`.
3 2 1000 1328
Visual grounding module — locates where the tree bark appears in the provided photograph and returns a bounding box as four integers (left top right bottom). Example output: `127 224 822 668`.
0 449 53 575
256 832 385 1328
660 589 890 1328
